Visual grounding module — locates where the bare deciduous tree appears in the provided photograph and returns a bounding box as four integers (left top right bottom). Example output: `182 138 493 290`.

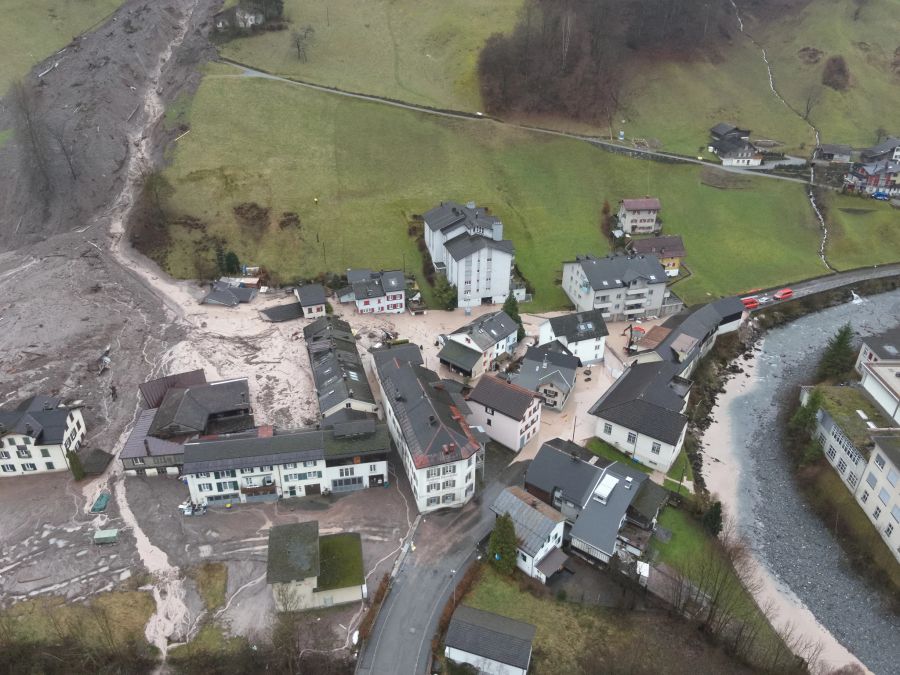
291 25 315 62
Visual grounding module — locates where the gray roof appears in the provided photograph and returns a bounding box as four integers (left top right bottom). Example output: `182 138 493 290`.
423 201 500 233
588 362 689 445
182 423 389 474
467 376 536 421
512 346 578 396
710 122 740 137
444 234 514 261
450 311 519 351
304 317 375 413
148 378 251 438
862 325 900 360
296 283 326 307
139 370 207 408
321 407 378 426
872 434 900 469
630 235 687 259
546 310 609 344
491 486 564 557
570 463 646 556
261 302 304 323
0 395 70 445
121 408 185 459
267 522 319 583
630 478 669 524
712 136 758 157
445 606 535 670
817 144 852 155
568 254 666 291
203 282 257 306
372 343 481 468
861 137 900 160
653 297 744 368
345 269 405 302
437 339 482 372
525 441 602 506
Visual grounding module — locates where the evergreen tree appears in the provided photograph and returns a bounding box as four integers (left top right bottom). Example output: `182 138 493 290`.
789 388 823 440
702 500 723 537
488 513 518 575
224 251 241 275
67 450 85 481
502 294 525 341
433 275 458 310
817 323 855 380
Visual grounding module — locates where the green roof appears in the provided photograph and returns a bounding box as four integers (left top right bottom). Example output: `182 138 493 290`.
323 424 391 459
316 533 364 591
817 385 891 451
267 522 320 583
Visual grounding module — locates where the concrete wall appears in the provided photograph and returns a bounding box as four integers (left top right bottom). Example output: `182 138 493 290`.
321 398 379 421
860 367 900 424
594 416 683 472
445 647 527 675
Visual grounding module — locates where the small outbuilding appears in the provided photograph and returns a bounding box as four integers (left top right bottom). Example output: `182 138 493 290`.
445 605 536 675
294 283 327 318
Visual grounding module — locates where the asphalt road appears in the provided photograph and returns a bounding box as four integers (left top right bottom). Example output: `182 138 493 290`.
356 457 527 675
745 262 900 305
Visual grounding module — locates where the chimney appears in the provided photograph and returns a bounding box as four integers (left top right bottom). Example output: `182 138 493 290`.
25 423 34 437
144 439 151 457
570 450 578 462
466 201 476 210
429 415 437 425
258 425 274 439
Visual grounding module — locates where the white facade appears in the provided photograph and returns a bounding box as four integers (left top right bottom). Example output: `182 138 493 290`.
0 409 84 477
443 330 518 378
466 397 541 452
447 247 514 309
537 321 606 365
594 417 686 473
561 261 670 320
444 647 527 675
859 362 900 424
516 521 564 582
856 443 900 564
184 457 388 506
355 290 405 315
616 204 660 234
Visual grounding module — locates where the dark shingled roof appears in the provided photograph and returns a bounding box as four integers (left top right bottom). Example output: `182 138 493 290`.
344 269 405 302
437 339 482 372
872 434 900 469
525 441 602 506
140 370 207 408
450 311 518 351
303 316 375 413
445 606 535 670
423 201 500 233
296 283 326 307
567 254 666 291
629 479 669 524
588 362 689 445
861 137 900 161
372 343 481 468
491 486 564 557
467 375 536 421
148 378 252 438
630 235 687 259
203 282 257 306
261 302 304 323
546 310 609 344
267 522 320 583
121 408 185 459
862 325 900 360
711 136 758 158
444 234 514 261
512 346 579 396
0 395 71 445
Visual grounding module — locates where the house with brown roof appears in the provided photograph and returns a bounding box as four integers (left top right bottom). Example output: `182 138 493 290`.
617 198 661 234
466 376 542 452
629 235 686 277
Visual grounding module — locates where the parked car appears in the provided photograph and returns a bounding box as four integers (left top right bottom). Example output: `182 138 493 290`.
774 288 794 301
757 295 773 304
741 297 760 310
872 192 890 201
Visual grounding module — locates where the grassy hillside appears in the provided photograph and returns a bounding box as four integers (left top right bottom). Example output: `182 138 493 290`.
756 0 900 148
159 71 830 309
219 0 522 110
821 192 900 270
0 0 122 93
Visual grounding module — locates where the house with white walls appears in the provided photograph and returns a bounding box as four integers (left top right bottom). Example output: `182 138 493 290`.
445 606 536 675
856 435 900 564
423 201 520 309
0 395 85 477
617 198 661 235
337 269 406 314
490 486 566 584
437 310 519 379
294 283 327 318
859 360 900 424
512 346 579 411
536 309 608 365
466 375 541 452
855 326 900 374
371 343 485 513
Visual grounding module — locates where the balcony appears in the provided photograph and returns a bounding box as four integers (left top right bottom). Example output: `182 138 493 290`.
625 287 650 296
624 307 647 315
241 484 277 497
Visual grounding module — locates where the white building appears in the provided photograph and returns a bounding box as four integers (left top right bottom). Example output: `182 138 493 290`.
859 361 900 424
511 346 579 411
854 326 900 375
617 198 661 235
437 310 519 379
589 362 690 473
182 422 389 506
490 486 566 583
423 201 520 308
337 269 406 314
445 606 535 675
371 343 485 513
294 283 327 318
561 254 682 321
466 376 541 452
537 309 608 365
0 396 85 477
856 435 900 564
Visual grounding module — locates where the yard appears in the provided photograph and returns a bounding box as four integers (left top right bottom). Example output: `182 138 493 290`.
587 438 652 474
160 70 827 310
461 566 756 674
0 0 122 93
317 533 365 591
821 192 900 271
218 0 521 111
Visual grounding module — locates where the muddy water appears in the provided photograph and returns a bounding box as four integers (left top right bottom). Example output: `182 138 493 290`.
703 290 900 674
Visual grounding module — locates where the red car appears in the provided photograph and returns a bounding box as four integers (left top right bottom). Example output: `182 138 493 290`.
741 297 760 310
774 288 794 301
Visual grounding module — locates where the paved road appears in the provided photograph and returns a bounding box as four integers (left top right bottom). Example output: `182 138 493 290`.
217 60 814 186
744 262 900 304
356 457 527 675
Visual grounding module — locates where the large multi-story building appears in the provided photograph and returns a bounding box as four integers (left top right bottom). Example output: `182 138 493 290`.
182 421 390 506
0 396 86 477
423 201 520 309
561 254 682 321
536 309 608 365
371 343 485 513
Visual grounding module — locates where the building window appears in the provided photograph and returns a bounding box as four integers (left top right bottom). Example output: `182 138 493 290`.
426 467 440 479
442 464 456 475
45 462 55 470
198 483 212 491
886 524 895 538
519 552 527 562
861 491 869 503
848 472 857 487
22 463 37 472
427 496 440 507
887 470 899 487
303 460 317 468
837 458 847 473
603 423 612 435
442 493 456 504
866 472 878 488
16 449 31 459
41 448 50 458
370 464 378 472
826 446 836 461
892 505 900 523
651 442 661 455
340 467 355 478
879 488 890 505
0 451 9 459
1 464 14 473
442 479 456 489
875 454 885 470
486 419 492 427
285 463 297 469
427 482 441 493
627 432 637 444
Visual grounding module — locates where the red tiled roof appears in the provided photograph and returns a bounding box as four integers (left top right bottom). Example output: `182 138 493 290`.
621 198 661 211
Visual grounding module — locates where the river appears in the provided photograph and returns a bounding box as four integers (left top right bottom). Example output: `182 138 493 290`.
703 289 900 674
